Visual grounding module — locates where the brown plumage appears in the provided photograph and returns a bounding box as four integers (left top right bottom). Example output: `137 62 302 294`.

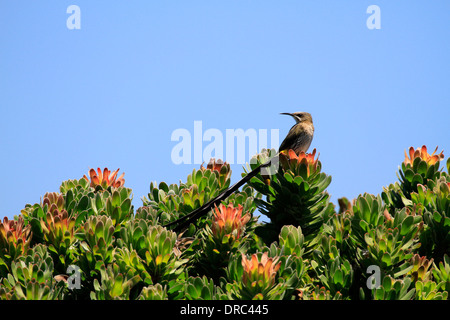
279 112 314 154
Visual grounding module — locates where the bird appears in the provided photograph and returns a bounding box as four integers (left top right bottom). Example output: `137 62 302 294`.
278 112 314 154
164 112 314 232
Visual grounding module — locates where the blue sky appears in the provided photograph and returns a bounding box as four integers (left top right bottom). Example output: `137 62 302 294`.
1 1 449 220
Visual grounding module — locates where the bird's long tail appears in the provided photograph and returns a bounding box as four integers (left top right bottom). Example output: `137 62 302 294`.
164 157 274 232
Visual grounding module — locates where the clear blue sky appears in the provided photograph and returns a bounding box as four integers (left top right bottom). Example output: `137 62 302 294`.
1 1 449 220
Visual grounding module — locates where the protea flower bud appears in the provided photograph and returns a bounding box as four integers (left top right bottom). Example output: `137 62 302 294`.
83 167 125 188
42 192 65 215
241 252 281 291
211 203 250 241
0 216 32 258
40 209 76 249
279 148 320 177
201 158 231 187
408 254 433 282
404 145 444 167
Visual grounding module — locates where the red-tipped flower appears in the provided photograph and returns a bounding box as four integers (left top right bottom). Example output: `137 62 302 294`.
83 167 125 188
41 209 76 248
211 203 250 240
201 158 228 173
279 148 320 177
404 145 444 167
42 192 65 215
0 216 32 256
201 158 231 187
241 252 281 290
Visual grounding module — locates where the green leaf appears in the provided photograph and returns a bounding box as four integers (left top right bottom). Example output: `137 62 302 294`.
359 197 371 223
283 173 293 183
433 211 442 223
152 187 159 202
65 189 74 207
393 263 413 278
195 169 203 185
201 286 212 300
426 165 436 180
333 269 344 285
375 287 385 300
111 274 124 297
381 253 392 266
77 195 90 212
121 199 132 215
159 182 169 193
119 187 130 200
417 161 428 175
186 283 198 298
95 193 103 211
95 220 105 239
359 220 370 232
112 191 120 207
379 239 387 252
400 216 414 236
404 169 414 183
411 173 423 185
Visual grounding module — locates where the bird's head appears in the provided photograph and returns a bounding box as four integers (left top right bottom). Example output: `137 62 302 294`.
280 112 313 124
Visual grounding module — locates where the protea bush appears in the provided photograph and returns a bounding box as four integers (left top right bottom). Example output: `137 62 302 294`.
193 203 253 281
244 148 334 248
0 146 449 300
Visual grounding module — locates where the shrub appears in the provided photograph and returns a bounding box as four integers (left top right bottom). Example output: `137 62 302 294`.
0 147 448 300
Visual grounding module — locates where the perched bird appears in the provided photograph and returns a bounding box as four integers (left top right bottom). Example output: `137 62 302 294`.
278 112 314 154
165 112 314 232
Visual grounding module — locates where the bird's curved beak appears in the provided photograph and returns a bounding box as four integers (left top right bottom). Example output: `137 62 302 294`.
280 112 293 116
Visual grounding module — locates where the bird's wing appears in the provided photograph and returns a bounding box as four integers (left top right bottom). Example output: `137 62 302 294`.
278 126 297 152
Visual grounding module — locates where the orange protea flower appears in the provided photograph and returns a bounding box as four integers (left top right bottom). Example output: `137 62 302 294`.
241 252 281 290
404 146 444 167
211 203 250 240
83 167 125 188
279 148 320 177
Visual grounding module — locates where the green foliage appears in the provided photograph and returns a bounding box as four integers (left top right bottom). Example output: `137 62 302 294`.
245 148 334 248
91 263 141 300
138 283 168 300
137 225 187 284
142 159 256 232
0 244 65 300
0 216 32 278
432 254 450 293
1 145 449 300
183 275 226 300
370 276 415 300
